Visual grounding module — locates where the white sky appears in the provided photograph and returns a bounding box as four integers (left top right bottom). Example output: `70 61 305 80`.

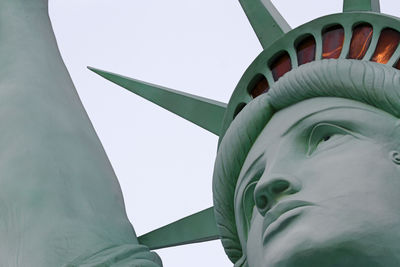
48 1 400 266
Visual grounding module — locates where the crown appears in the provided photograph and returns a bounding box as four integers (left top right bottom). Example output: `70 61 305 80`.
219 5 400 139
87 0 399 260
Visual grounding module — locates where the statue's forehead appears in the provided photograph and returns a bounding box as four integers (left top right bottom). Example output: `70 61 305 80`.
266 97 389 136
245 97 396 161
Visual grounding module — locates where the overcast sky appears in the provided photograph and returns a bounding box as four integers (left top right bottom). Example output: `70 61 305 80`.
48 1 400 266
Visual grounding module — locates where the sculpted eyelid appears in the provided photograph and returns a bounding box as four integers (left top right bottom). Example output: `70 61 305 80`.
308 122 358 138
281 106 378 137
306 123 358 156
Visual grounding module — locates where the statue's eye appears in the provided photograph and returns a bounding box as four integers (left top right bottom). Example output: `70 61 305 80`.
307 123 355 156
322 135 332 142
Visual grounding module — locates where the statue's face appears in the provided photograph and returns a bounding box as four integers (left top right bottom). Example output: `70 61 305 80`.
236 97 400 267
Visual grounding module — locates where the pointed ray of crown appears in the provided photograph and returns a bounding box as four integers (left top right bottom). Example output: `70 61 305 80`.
88 67 227 136
138 207 219 250
343 0 380 12
239 0 291 49
89 0 400 253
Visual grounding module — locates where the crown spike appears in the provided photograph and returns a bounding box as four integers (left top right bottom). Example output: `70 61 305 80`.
138 207 219 250
88 67 227 136
239 0 291 49
343 0 380 12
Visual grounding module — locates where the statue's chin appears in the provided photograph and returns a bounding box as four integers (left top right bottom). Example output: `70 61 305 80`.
248 227 400 267
254 239 400 267
246 204 400 267
273 246 385 267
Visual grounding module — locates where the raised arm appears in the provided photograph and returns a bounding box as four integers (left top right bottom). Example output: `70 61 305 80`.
0 1 160 266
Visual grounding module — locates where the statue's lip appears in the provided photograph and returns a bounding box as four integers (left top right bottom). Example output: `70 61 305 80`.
262 200 315 239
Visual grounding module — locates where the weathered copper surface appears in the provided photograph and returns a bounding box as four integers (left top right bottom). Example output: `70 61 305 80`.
250 75 269 98
348 24 373 59
297 36 316 65
322 26 345 59
371 28 400 64
271 52 292 81
395 59 400 69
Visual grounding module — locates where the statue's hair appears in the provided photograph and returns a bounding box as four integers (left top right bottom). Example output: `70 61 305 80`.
270 59 400 115
213 59 400 264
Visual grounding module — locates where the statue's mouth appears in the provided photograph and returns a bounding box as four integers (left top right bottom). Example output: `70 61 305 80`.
262 200 315 242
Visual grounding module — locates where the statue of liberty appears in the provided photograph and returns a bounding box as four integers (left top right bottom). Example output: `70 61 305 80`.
2 0 400 266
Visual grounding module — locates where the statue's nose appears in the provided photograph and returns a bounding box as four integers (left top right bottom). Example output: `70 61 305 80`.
254 174 301 216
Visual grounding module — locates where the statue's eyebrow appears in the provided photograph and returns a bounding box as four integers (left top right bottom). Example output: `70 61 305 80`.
281 105 373 137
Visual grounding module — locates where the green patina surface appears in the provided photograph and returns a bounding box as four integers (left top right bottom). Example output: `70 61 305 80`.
89 3 400 264
220 11 400 142
138 207 219 250
3 0 400 266
0 1 160 266
88 67 227 136
343 0 380 12
239 0 291 49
